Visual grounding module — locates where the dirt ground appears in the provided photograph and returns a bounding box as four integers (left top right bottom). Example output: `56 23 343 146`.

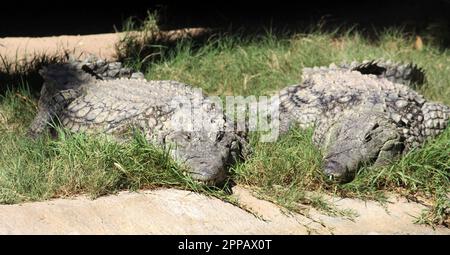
0 33 448 235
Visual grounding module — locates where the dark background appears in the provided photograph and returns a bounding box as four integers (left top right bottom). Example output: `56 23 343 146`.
0 0 449 38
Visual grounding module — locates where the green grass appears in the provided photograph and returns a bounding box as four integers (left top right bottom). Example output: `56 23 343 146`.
124 26 450 104
0 14 448 226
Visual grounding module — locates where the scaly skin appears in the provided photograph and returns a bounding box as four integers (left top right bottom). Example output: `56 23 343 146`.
27 55 144 139
30 58 448 184
313 107 405 182
338 59 426 87
28 61 247 185
279 62 449 182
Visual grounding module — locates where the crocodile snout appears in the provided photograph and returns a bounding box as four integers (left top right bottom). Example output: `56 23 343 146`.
185 156 228 185
323 159 354 183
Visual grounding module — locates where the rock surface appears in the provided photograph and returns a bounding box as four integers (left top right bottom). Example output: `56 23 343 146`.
0 186 447 235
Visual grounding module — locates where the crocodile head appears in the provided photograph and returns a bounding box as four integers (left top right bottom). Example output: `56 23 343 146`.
315 110 405 183
164 130 246 185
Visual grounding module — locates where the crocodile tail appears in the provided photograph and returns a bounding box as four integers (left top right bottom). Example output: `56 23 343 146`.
421 102 450 139
38 61 96 91
341 59 426 88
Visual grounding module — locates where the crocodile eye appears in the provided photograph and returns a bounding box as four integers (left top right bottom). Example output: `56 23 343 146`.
216 132 224 141
364 133 372 142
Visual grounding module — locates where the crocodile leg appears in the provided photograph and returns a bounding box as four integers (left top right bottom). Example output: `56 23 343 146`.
27 89 81 138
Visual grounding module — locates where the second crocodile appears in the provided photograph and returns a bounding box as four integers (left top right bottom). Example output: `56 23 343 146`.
278 60 449 182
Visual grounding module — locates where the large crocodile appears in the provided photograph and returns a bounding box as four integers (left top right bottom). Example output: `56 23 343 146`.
279 60 449 182
28 59 247 185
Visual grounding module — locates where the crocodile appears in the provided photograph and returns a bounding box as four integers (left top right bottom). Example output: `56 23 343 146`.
29 58 448 185
278 60 449 182
28 59 247 185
